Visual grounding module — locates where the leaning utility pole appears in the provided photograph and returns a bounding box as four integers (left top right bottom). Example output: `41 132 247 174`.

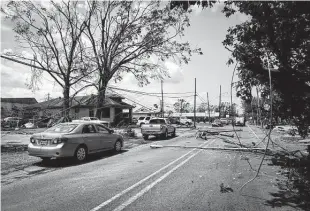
207 92 211 123
194 78 197 128
161 80 164 118
219 85 221 118
256 86 260 126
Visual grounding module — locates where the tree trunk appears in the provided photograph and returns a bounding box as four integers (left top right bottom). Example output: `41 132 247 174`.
95 81 107 119
62 85 70 118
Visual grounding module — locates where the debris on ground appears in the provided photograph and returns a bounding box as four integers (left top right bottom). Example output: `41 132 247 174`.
220 183 234 193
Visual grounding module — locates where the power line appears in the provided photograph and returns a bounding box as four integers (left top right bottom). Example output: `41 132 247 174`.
106 87 155 111
108 85 194 95
107 86 194 99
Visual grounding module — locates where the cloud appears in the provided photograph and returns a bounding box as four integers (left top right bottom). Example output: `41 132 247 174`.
163 61 184 84
191 4 203 16
0 24 11 32
0 60 63 101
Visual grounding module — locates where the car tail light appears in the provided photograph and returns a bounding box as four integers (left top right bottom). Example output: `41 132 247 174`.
160 125 164 130
30 138 35 143
52 138 68 144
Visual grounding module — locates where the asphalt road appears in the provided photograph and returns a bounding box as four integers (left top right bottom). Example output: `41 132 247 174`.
1 126 292 211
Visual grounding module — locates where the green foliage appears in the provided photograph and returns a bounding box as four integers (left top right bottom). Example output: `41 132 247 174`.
173 99 192 113
222 2 310 137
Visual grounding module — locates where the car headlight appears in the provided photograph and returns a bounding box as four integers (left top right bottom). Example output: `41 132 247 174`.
30 138 35 143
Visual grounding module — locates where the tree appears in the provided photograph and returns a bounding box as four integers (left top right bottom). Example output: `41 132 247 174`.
197 103 208 112
1 1 96 117
173 99 191 113
171 1 310 137
222 1 310 137
83 1 202 118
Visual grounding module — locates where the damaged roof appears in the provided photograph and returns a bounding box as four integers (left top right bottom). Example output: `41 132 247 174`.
1 98 38 104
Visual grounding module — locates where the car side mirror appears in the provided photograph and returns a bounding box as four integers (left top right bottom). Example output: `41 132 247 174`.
109 129 114 134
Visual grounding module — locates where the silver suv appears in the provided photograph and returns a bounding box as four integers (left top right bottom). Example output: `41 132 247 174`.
137 116 152 127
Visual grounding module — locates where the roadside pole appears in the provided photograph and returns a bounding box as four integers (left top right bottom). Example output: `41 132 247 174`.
161 80 164 118
207 92 211 123
194 78 197 128
219 85 221 118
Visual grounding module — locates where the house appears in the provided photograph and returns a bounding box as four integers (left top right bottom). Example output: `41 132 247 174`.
131 107 161 119
24 94 134 125
1 98 38 118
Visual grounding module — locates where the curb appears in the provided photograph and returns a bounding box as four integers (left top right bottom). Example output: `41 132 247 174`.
1 144 28 152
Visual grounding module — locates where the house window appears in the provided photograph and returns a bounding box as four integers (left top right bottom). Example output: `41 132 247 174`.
102 108 110 118
89 109 94 117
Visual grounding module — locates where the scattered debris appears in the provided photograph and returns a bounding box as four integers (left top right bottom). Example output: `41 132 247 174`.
220 183 234 193
150 145 164 149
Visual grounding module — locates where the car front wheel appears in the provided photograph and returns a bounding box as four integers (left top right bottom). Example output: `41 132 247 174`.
143 135 149 140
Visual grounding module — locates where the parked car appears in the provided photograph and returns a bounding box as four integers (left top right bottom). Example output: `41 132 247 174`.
212 119 223 127
168 117 180 124
179 116 193 127
273 125 298 135
72 117 110 127
141 118 176 140
2 117 29 128
28 122 124 162
220 118 229 125
234 117 245 126
137 116 152 127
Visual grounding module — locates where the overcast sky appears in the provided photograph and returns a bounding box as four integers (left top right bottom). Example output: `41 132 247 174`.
0 2 249 112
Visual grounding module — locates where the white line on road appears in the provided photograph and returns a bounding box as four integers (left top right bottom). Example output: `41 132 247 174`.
112 140 215 211
89 140 212 211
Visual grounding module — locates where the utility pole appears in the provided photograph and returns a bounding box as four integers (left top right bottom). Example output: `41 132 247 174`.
47 93 50 101
161 80 164 118
256 86 260 126
219 85 221 118
194 78 197 128
207 92 211 123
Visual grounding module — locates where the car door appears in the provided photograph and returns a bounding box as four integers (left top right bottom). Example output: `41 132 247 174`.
96 124 116 149
81 124 102 153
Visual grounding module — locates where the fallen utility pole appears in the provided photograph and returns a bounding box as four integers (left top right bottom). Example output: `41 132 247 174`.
150 144 269 152
197 128 243 133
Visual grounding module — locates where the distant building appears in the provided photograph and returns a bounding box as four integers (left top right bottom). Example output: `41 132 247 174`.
24 94 134 125
130 107 161 118
170 112 219 118
1 98 38 118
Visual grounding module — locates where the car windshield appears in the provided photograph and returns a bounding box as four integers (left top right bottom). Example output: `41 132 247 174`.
45 124 78 133
149 119 166 124
138 117 145 120
90 117 98 120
